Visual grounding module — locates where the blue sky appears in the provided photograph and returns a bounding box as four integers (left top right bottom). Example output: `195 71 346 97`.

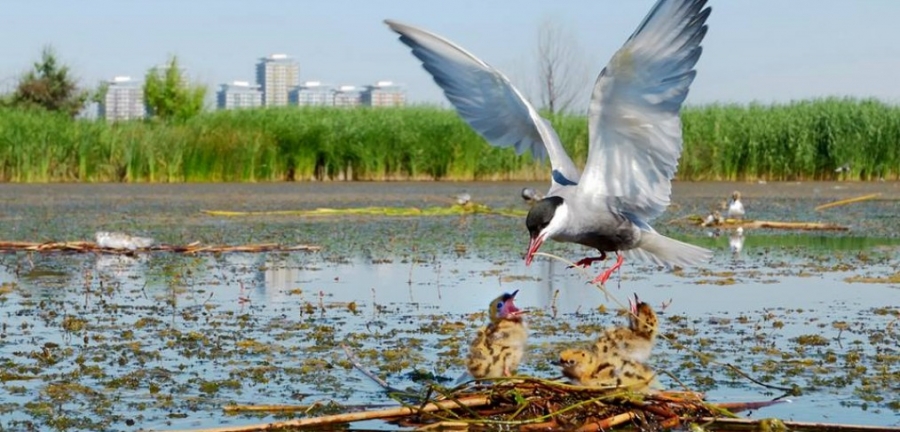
2 0 899 108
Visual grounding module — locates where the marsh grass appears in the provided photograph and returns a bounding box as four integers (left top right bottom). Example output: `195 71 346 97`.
682 98 900 181
0 97 897 182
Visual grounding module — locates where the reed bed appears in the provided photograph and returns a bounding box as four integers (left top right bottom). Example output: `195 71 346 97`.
0 97 896 182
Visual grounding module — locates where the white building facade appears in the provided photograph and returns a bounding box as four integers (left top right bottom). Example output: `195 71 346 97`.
255 54 299 107
99 76 145 122
217 81 263 110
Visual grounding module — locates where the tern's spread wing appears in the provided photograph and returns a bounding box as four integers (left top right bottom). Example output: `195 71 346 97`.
579 0 710 220
386 20 581 191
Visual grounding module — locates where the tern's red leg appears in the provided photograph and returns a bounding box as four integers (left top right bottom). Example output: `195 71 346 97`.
592 253 624 285
569 252 608 268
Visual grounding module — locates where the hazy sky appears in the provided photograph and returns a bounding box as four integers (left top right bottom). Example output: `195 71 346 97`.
2 0 899 108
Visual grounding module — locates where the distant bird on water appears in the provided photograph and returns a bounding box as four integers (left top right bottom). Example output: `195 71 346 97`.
465 290 528 379
454 192 472 206
726 191 745 220
701 210 724 227
386 0 713 284
95 231 154 251
521 187 543 204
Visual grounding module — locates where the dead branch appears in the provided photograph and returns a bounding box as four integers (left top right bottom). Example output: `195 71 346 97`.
696 417 900 432
166 396 491 432
815 193 882 211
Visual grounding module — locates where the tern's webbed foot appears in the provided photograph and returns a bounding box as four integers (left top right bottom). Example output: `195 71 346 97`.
569 253 608 269
592 253 624 285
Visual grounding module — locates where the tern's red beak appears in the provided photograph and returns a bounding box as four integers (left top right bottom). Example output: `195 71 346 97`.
525 234 544 266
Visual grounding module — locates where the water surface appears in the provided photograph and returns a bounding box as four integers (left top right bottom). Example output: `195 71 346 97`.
0 182 898 430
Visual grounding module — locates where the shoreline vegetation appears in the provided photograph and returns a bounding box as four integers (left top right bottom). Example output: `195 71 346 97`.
0 97 897 183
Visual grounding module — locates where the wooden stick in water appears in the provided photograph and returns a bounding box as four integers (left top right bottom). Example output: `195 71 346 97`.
696 417 900 432
815 193 881 211
575 411 637 431
164 396 491 432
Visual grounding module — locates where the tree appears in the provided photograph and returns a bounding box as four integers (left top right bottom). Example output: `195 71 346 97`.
535 17 590 115
143 56 206 121
90 81 109 105
10 46 87 117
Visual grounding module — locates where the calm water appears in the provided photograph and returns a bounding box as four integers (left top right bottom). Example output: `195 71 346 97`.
0 182 898 431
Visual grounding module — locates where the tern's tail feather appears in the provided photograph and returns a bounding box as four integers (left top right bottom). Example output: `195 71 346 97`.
627 230 712 268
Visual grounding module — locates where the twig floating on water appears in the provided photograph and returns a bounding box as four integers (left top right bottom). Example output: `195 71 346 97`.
677 217 850 231
695 417 900 432
0 240 321 254
164 396 491 432
815 193 882 211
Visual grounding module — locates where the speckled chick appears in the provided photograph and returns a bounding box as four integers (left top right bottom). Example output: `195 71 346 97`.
593 293 659 363
558 349 656 391
466 290 528 379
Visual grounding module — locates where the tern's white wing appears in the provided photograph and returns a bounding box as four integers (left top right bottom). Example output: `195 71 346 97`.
579 0 710 220
386 20 581 191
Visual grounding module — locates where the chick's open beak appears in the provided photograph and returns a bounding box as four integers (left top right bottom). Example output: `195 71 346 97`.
629 293 639 315
501 290 523 318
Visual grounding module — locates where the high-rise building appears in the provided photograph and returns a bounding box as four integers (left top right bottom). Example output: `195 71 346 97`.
289 81 333 106
332 85 363 108
217 81 263 110
99 76 145 122
361 81 406 107
255 54 299 107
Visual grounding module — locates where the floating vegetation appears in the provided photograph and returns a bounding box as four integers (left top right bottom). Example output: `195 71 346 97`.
679 216 850 231
0 240 320 254
844 271 900 284
201 203 527 218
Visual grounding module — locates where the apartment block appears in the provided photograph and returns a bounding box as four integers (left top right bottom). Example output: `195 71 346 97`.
99 76 145 122
361 81 406 107
217 81 263 109
255 54 299 107
332 85 363 107
289 81 332 106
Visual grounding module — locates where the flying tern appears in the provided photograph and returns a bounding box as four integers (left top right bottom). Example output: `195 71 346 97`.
386 0 713 283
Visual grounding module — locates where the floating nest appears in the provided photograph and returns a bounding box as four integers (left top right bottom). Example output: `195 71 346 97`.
206 377 790 432
387 379 737 431
0 240 320 255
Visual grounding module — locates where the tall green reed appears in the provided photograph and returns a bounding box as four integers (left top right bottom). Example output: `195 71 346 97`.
0 98 896 182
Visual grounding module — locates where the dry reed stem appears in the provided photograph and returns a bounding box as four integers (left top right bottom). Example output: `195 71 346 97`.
166 396 491 432
815 193 882 211
696 417 900 432
575 411 637 431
